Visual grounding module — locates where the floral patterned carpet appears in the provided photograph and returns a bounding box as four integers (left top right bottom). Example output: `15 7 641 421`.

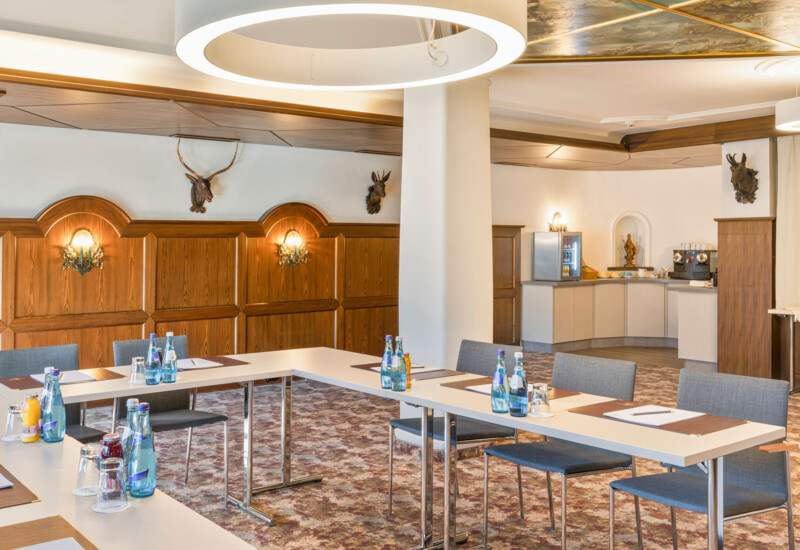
87 352 798 549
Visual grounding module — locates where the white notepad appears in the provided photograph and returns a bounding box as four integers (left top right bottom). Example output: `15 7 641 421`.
604 405 703 427
30 371 96 384
370 363 437 374
177 358 224 371
0 472 13 489
17 537 84 550
464 383 493 395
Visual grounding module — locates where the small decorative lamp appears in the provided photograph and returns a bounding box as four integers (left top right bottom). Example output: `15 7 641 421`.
277 229 309 267
62 228 104 275
548 212 568 232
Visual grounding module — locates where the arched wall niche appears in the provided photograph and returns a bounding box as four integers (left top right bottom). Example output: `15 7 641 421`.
610 211 652 268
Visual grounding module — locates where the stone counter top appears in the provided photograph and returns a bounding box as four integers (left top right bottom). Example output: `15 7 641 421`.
522 278 689 287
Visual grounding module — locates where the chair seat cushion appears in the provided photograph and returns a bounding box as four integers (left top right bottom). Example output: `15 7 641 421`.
610 472 786 516
66 424 106 444
147 410 228 431
485 440 632 474
390 417 515 442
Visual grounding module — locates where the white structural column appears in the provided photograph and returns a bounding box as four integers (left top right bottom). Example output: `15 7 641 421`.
399 78 494 368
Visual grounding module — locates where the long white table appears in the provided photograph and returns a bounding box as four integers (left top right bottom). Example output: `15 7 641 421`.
0 347 786 550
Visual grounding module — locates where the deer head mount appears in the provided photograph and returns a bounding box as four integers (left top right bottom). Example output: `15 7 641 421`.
726 153 759 204
366 171 391 215
176 139 239 214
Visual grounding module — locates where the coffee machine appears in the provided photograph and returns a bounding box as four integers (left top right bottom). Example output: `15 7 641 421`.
669 249 718 280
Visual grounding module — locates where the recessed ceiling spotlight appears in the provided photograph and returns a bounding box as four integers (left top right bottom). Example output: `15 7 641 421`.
174 0 527 91
754 58 800 77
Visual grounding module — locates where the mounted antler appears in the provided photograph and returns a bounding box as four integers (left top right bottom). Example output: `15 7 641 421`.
176 138 239 214
727 152 758 204
366 170 391 214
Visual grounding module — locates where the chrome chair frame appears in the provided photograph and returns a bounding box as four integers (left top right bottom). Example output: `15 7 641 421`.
610 453 795 550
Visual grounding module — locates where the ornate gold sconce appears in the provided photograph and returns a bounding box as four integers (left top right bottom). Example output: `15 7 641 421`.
548 211 568 232
277 229 309 267
62 228 104 275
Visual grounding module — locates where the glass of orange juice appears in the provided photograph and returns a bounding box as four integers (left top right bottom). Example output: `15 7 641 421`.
404 353 412 389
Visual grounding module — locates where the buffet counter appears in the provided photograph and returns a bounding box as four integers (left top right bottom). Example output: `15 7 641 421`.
522 278 717 369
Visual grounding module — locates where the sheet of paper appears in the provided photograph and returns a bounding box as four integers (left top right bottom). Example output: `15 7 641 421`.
369 363 438 374
465 383 493 395
0 473 13 489
30 371 96 384
177 358 224 371
604 405 704 427
17 537 85 550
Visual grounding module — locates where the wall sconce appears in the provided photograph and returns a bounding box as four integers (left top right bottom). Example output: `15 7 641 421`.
62 228 104 275
548 211 568 232
277 229 309 267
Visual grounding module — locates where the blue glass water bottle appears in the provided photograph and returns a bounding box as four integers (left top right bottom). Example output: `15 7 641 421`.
120 398 140 490
491 351 510 414
145 333 162 385
129 403 157 498
161 332 178 384
380 335 393 389
509 352 528 417
390 336 406 392
41 369 66 442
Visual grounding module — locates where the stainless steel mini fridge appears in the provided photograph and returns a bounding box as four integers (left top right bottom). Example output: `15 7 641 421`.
533 232 582 281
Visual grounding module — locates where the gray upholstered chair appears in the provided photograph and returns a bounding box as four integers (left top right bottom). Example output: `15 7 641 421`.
388 340 524 518
483 352 641 550
609 370 793 550
0 344 105 444
112 336 228 495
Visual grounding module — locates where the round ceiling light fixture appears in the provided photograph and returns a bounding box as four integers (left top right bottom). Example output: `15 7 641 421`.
776 96 800 131
175 0 527 91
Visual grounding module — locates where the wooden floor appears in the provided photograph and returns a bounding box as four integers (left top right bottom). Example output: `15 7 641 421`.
570 346 683 369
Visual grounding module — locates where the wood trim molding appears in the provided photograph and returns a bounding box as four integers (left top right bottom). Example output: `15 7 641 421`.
1 233 16 327
492 225 526 237
259 202 329 239
325 223 400 238
341 296 399 309
11 311 149 332
36 195 132 237
243 299 340 316
0 220 42 237
715 217 776 222
490 128 626 152
151 305 240 323
123 220 264 238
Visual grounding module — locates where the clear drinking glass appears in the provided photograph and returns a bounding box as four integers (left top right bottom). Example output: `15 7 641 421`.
72 444 101 496
130 356 146 385
91 458 130 513
2 404 24 442
531 383 552 417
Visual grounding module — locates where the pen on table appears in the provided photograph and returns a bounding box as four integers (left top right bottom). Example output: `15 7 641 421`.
631 410 674 416
191 359 198 366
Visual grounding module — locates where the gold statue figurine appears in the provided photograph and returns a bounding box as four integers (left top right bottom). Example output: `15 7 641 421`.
623 233 638 268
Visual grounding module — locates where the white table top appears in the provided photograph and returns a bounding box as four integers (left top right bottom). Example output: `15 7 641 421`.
769 307 800 320
0 395 253 549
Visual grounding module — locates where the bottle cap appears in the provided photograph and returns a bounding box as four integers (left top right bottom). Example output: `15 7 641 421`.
24 394 38 401
51 369 60 376
166 331 173 337
385 335 392 340
497 350 505 356
103 433 120 442
149 333 157 338
514 352 523 359
44 366 54 374
126 398 139 408
137 403 150 411
396 336 403 341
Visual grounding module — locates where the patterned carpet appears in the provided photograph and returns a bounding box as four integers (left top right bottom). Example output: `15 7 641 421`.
87 352 798 549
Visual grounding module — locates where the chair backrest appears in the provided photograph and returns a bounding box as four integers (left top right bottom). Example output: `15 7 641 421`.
112 336 191 419
676 369 790 498
0 344 82 426
551 353 636 401
456 340 524 377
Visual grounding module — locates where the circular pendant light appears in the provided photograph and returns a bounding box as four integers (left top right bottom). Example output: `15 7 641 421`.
776 97 800 131
175 0 527 91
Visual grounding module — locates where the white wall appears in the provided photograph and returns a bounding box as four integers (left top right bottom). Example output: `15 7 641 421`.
0 123 403 222
720 138 776 218
492 164 722 279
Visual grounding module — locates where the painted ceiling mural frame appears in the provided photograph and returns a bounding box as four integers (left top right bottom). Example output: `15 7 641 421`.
518 0 800 62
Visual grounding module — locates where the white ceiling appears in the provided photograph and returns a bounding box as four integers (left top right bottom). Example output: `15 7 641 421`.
0 2 797 143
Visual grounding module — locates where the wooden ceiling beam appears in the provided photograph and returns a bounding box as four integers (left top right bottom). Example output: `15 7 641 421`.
490 128 627 152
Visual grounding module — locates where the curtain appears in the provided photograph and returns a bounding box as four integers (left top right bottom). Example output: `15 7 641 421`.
776 136 800 308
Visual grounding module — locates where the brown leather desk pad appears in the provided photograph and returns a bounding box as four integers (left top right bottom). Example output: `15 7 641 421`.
0 368 125 392
0 465 38 511
439 376 580 400
0 515 99 550
568 400 747 436
350 363 465 381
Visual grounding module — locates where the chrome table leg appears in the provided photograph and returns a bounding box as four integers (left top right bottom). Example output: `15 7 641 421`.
252 376 323 494
421 406 433 547
226 380 276 524
444 412 457 550
707 457 724 550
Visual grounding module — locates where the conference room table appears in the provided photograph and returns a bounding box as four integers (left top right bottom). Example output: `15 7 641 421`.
0 347 787 550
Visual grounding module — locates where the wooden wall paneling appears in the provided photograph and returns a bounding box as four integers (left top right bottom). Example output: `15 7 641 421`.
15 215 143 318
35 196 131 237
343 236 399 299
246 311 335 353
236 234 247 354
492 236 515 290
154 318 235 358
493 296 516 345
143 233 156 337
492 226 523 345
717 219 778 378
1 232 16 350
335 233 346 350
344 306 399 356
15 324 143 369
246 217 336 305
155 237 236 310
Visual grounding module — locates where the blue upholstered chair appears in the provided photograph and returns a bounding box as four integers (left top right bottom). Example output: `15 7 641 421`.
609 370 793 550
112 336 228 498
0 344 106 444
388 340 524 518
483 353 641 550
